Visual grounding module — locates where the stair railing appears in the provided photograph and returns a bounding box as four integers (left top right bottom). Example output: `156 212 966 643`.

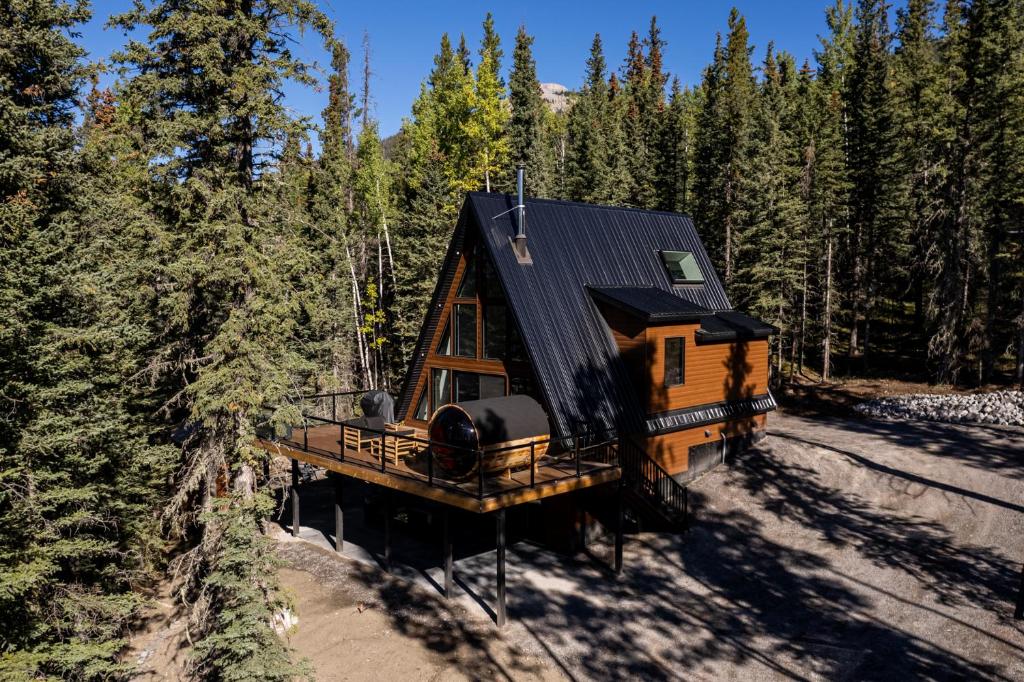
618 438 689 523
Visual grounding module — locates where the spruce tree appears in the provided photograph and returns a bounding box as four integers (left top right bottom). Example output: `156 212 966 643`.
1 3 172 677
508 25 554 197
566 34 624 203
845 0 900 361
693 9 755 287
110 1 333 677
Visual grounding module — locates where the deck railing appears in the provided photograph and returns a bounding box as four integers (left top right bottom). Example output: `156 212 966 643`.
267 398 620 502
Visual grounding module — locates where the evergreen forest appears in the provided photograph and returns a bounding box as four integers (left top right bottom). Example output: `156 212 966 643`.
1 0 1022 678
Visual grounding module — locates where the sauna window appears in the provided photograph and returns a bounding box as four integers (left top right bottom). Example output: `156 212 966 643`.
665 337 686 386
456 257 477 297
432 368 451 410
484 304 506 359
454 303 476 357
414 390 429 420
435 318 451 356
660 250 705 285
509 375 536 399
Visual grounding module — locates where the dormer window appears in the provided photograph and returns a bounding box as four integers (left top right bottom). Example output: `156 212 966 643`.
660 251 704 285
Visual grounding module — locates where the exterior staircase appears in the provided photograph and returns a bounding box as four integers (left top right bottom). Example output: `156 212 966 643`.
618 438 690 530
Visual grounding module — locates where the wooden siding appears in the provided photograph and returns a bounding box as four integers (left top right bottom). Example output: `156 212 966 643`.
598 313 770 417
637 413 766 475
647 323 769 414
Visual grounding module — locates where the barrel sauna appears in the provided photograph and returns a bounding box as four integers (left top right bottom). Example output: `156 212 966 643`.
428 395 551 479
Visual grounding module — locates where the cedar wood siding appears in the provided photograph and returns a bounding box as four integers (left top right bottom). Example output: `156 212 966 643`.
638 414 767 474
601 312 770 476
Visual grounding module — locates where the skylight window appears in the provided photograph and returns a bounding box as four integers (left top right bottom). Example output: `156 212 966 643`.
660 251 705 285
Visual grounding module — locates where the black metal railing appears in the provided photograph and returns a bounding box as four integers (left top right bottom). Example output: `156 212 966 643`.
271 409 620 503
618 438 689 523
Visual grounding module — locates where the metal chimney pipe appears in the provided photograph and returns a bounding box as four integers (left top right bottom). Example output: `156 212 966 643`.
515 165 526 239
511 165 531 264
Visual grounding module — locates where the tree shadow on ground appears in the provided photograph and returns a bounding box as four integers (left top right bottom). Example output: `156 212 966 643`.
276 467 1020 681
729 434 1020 616
787 412 1024 480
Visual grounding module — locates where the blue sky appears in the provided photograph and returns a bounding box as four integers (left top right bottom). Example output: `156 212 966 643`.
80 1 859 139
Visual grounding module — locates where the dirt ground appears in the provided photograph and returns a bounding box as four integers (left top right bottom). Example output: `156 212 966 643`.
126 408 1024 681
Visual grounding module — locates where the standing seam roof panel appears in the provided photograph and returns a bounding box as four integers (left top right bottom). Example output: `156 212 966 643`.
468 193 732 437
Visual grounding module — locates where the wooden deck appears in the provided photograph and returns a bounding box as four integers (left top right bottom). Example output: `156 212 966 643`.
256 424 621 513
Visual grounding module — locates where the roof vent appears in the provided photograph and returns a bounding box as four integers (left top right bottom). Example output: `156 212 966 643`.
510 165 532 264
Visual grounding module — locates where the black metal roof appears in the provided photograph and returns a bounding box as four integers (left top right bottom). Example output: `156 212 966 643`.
396 192 772 438
588 285 713 323
697 310 777 343
466 193 736 436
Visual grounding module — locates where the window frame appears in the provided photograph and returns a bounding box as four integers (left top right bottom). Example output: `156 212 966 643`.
664 336 686 387
659 250 705 285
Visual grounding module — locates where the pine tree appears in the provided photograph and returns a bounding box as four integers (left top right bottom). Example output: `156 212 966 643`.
891 0 945 339
508 25 554 197
735 47 808 381
810 0 854 380
693 9 756 287
110 1 333 677
655 78 700 212
1 3 172 677
845 0 900 360
621 30 657 207
566 34 624 203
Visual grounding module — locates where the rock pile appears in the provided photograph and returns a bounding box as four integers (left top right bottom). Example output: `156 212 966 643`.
854 390 1024 427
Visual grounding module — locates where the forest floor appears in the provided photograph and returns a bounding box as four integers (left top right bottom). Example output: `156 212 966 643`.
124 381 1024 681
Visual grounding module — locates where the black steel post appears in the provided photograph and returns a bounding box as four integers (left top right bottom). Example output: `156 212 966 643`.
615 480 624 574
575 435 581 477
443 508 453 599
1015 562 1024 620
332 394 337 422
303 422 308 451
334 474 344 553
338 424 344 460
496 509 506 627
290 459 300 537
383 490 391 572
684 487 689 530
477 451 484 499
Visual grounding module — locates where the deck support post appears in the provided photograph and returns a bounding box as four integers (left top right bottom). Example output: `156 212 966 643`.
290 459 300 537
1015 562 1024 620
496 509 507 628
614 481 624 574
579 508 587 552
334 474 344 553
443 508 453 599
383 490 391 572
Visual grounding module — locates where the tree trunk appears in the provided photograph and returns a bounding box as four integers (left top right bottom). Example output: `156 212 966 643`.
799 259 807 376
822 233 833 383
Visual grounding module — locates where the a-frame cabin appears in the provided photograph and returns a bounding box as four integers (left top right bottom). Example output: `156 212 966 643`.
396 183 776 485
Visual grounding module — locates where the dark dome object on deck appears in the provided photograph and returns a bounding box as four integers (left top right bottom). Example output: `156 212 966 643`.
360 390 395 423
429 395 550 479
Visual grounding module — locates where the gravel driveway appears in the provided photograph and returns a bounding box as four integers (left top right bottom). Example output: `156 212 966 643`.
277 412 1024 681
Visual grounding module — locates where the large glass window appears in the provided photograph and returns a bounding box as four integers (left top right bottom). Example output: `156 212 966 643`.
665 337 686 386
432 368 451 410
414 390 429 420
435 318 451 356
456 258 477 297
454 372 505 402
484 304 506 359
454 303 476 357
660 251 705 284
